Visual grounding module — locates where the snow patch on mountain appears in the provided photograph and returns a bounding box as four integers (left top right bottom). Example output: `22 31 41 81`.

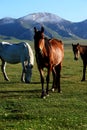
20 12 63 23
0 17 15 24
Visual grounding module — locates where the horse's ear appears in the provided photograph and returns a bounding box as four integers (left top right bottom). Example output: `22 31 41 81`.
34 27 37 33
41 26 44 33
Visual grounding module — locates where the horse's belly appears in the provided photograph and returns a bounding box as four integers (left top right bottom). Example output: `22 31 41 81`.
2 54 20 64
53 49 64 65
8 59 20 64
5 57 20 64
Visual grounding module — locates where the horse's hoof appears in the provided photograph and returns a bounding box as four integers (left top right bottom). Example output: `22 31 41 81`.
41 94 46 99
58 90 62 93
41 96 46 99
21 79 25 82
81 79 85 82
60 91 62 93
46 94 49 97
5 78 9 81
52 88 55 92
25 81 30 84
43 96 46 99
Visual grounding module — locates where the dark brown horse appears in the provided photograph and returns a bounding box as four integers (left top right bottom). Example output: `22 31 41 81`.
34 27 64 98
72 43 87 81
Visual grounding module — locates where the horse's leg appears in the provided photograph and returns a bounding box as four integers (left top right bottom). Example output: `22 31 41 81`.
46 68 50 96
52 68 56 92
21 61 25 82
81 62 86 81
39 68 45 98
56 64 62 93
1 60 9 81
21 69 25 82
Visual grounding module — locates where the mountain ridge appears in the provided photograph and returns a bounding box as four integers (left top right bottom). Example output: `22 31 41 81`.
0 12 87 40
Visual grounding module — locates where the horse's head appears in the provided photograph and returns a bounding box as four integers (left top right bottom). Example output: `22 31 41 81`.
72 43 80 60
34 27 44 51
25 63 33 83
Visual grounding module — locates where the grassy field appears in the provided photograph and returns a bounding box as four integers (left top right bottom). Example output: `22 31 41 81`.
0 40 87 130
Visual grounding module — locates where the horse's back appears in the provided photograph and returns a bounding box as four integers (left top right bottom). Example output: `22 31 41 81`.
49 38 64 63
49 39 64 51
0 42 26 55
0 41 34 64
0 41 26 50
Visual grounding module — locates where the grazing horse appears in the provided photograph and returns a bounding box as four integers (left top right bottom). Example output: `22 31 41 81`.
72 43 87 81
0 41 34 83
34 27 64 98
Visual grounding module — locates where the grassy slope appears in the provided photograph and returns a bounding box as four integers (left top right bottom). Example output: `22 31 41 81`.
0 40 87 130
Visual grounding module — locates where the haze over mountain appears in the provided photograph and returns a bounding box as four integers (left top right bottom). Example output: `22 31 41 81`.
0 12 87 40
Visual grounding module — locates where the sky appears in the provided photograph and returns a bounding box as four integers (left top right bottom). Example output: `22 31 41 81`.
0 0 87 22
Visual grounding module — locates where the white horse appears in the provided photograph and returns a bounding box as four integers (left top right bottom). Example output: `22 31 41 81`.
0 41 34 83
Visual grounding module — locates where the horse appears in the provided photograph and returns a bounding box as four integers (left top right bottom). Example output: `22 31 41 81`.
0 41 34 83
72 43 87 81
34 26 64 98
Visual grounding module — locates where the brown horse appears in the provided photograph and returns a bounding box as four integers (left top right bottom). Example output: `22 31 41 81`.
72 43 87 81
34 27 64 98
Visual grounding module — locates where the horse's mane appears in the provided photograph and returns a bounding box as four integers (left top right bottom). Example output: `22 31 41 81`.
44 37 51 47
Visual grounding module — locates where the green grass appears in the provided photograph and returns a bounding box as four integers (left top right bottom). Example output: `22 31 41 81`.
0 40 87 130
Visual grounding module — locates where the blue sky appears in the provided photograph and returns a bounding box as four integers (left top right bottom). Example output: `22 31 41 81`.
0 0 87 22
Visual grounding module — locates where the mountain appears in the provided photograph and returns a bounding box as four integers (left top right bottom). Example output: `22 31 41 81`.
0 12 87 40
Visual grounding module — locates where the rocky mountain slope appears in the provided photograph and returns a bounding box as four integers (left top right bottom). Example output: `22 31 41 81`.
0 12 87 40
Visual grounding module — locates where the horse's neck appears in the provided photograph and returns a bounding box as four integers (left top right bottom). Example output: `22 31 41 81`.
39 39 45 51
35 38 50 58
44 37 51 49
43 38 51 54
79 46 87 55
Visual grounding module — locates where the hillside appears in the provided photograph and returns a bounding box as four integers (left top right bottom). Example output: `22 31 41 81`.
0 12 87 40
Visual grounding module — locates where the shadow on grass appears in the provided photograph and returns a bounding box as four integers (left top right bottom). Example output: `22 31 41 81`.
0 89 41 94
0 81 53 99
0 81 41 84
